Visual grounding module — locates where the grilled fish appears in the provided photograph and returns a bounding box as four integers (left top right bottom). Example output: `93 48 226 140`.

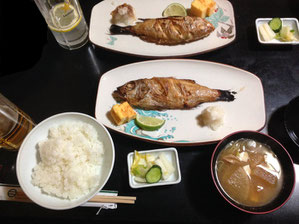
113 77 235 110
109 16 215 45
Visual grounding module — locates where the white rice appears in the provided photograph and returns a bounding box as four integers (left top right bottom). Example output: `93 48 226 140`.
31 121 104 200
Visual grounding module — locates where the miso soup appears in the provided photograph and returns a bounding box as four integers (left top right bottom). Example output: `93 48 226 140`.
216 138 283 207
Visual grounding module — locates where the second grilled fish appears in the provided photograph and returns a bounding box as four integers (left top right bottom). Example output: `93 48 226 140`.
113 77 235 110
109 16 215 45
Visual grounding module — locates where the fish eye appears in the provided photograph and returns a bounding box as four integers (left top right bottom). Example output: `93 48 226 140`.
126 81 135 90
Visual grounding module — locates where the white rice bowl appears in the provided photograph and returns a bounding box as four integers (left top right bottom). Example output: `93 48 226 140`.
16 112 115 210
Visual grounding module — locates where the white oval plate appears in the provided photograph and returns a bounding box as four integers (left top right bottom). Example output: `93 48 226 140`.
255 18 299 45
127 147 181 188
89 0 235 57
95 59 266 146
16 112 115 210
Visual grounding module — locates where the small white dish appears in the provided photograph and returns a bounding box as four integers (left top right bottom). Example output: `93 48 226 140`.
16 112 115 210
127 147 181 188
255 18 299 45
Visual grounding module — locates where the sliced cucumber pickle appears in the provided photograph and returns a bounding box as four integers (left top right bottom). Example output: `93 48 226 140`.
145 165 162 183
268 17 282 33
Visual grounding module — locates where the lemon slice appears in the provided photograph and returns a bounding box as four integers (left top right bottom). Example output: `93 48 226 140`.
162 3 187 17
48 3 82 32
135 114 165 131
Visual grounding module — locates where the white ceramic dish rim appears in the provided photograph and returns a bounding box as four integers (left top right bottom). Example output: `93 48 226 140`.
16 112 115 210
127 147 181 188
255 18 299 45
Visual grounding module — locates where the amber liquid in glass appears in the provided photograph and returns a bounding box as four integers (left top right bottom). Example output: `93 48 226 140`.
0 109 34 150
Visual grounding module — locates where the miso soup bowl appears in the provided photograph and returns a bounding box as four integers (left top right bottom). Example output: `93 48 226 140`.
211 130 295 214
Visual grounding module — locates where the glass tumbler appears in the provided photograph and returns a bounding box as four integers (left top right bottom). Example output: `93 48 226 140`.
34 0 89 50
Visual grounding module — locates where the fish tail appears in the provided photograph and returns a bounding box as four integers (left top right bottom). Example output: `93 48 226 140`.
217 90 236 102
110 25 132 35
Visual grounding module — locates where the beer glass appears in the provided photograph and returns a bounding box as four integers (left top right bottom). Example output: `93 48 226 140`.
0 93 35 151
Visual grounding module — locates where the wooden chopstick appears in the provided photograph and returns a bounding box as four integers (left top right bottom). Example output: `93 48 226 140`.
89 195 136 204
3 186 136 205
17 190 137 204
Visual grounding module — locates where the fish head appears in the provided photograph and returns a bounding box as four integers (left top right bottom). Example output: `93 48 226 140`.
112 81 134 101
112 80 149 103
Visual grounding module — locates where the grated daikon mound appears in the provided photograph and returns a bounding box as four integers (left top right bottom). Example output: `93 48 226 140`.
110 3 137 26
31 121 104 200
198 106 225 131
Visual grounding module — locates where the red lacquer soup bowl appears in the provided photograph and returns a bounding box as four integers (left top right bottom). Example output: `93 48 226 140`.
211 130 295 214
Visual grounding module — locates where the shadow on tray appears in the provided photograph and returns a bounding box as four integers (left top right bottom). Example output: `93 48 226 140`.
0 1 47 77
0 150 19 185
268 106 299 164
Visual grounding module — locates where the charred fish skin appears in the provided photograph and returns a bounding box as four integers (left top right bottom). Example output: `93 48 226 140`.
113 77 235 110
218 90 236 102
110 24 133 35
109 16 215 45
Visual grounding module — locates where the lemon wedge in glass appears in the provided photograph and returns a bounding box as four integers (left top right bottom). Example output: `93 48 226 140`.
49 3 82 32
162 3 187 17
135 114 165 131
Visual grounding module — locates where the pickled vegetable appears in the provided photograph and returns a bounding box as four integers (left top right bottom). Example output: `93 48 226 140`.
145 165 162 183
268 17 282 33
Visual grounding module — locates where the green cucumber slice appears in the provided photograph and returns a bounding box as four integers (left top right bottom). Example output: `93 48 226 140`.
145 165 162 183
268 18 282 33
